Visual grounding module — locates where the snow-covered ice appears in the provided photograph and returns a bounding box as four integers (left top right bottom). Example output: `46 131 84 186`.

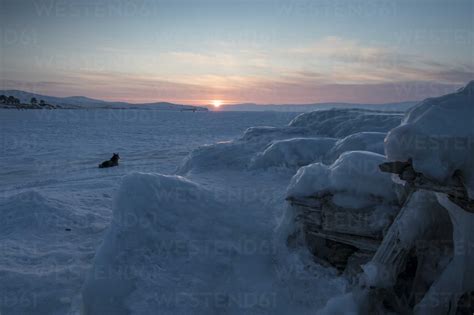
250 137 337 169
287 151 398 202
385 81 474 198
179 108 402 175
323 132 386 164
288 108 402 138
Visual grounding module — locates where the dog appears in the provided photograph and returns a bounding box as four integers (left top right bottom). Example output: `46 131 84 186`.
99 153 120 168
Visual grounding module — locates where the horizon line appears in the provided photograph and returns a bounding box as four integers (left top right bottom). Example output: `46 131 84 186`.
0 88 422 107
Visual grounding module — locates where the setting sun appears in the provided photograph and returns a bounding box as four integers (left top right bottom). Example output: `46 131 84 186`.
212 100 222 108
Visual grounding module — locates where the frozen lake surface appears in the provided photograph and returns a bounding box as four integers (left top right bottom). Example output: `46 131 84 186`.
1 110 297 191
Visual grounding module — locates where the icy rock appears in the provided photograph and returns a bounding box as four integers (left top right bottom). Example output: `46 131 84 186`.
385 81 474 198
250 137 337 169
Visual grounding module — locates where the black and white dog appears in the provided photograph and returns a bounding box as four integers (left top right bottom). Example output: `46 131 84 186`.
99 153 120 168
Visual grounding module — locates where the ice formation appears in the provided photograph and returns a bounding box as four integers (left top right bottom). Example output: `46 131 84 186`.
385 81 474 198
323 132 386 164
283 81 474 314
250 137 337 169
81 173 233 314
362 191 451 288
179 108 404 174
414 193 474 314
362 81 474 313
284 151 401 274
287 151 398 203
289 109 402 138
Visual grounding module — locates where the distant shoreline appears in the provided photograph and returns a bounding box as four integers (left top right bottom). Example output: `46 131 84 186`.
0 105 209 111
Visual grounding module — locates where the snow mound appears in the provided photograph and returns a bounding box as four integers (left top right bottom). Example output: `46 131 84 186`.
287 151 397 201
178 127 312 174
81 172 232 314
289 109 403 138
287 151 399 234
240 126 311 143
385 81 474 198
323 132 386 164
177 140 255 174
179 109 403 174
250 137 337 169
286 151 399 235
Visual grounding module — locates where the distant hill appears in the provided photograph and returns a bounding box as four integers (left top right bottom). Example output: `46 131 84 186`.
0 89 418 112
0 90 208 111
209 101 418 112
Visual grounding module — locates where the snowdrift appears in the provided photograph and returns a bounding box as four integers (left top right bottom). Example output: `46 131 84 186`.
287 151 398 203
250 137 337 169
178 126 312 174
177 140 256 174
279 151 402 292
385 81 474 198
179 109 403 174
289 109 402 138
323 132 386 164
81 173 232 314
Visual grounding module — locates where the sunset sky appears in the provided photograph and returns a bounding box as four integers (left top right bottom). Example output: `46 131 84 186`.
1 0 473 105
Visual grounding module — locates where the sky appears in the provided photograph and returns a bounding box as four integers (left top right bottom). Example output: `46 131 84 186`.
0 0 473 105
